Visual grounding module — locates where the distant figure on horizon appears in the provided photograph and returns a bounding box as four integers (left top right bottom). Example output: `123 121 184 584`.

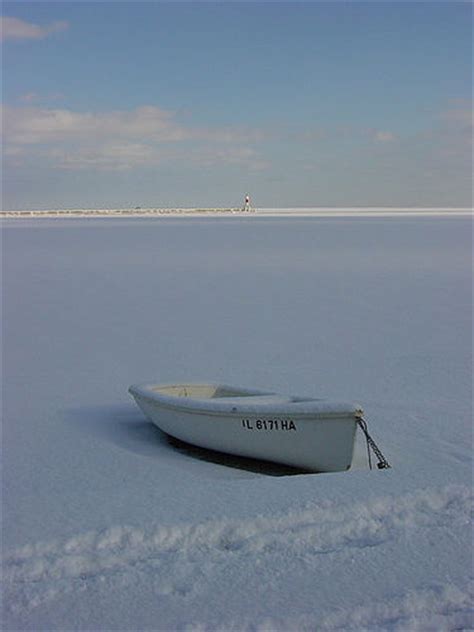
243 194 251 212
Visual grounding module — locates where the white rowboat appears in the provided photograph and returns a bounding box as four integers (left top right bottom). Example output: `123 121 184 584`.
129 383 365 472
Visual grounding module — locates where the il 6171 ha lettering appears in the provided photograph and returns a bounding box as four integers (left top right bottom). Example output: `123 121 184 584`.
241 419 297 431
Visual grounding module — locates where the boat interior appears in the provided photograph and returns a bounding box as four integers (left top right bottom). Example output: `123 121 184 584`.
150 384 318 403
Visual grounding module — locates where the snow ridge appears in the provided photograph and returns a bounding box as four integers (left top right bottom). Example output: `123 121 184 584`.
194 582 473 631
4 484 472 624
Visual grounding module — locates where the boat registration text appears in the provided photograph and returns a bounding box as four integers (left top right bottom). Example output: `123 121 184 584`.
241 419 297 431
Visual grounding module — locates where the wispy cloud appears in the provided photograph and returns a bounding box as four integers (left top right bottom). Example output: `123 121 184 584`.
185 146 270 171
1 16 69 41
439 102 472 140
4 105 185 145
3 104 269 171
374 131 397 143
19 92 65 104
436 103 473 161
55 143 156 171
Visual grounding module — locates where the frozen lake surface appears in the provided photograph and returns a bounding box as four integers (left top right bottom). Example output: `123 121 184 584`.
2 215 472 630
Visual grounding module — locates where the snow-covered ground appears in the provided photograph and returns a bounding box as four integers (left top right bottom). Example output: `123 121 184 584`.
2 214 472 631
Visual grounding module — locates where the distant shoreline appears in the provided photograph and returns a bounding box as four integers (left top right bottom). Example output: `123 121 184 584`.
1 207 472 219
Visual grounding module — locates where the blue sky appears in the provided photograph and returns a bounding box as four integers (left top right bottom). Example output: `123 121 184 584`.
3 2 472 209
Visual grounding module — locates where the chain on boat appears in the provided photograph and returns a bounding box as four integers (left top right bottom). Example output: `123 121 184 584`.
356 417 391 470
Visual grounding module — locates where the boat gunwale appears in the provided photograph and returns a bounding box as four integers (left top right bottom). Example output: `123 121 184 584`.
129 384 363 419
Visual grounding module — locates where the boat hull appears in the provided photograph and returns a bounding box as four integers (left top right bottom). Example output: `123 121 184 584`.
129 384 361 473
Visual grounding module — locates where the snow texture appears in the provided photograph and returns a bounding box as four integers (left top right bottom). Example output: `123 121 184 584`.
2 214 473 630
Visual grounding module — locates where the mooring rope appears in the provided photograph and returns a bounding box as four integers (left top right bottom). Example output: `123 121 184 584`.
356 418 391 470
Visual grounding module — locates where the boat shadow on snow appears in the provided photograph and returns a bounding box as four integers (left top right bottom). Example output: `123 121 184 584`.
165 434 307 476
66 404 308 476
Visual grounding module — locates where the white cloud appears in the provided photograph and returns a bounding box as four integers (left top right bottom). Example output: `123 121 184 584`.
1 16 69 41
436 104 473 161
3 104 269 172
439 105 473 143
56 143 157 171
19 92 65 103
3 105 188 145
186 146 270 171
374 131 396 143
191 126 267 144
19 92 39 103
